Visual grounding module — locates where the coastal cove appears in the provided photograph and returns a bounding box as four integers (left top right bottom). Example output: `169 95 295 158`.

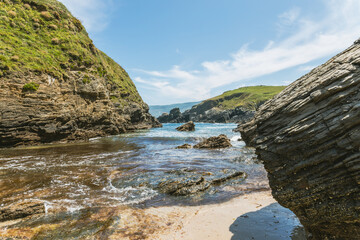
0 123 305 239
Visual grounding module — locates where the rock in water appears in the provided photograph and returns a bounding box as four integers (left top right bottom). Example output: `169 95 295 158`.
0 0 161 148
176 143 192 149
239 40 360 239
0 201 45 222
194 134 232 149
176 121 195 131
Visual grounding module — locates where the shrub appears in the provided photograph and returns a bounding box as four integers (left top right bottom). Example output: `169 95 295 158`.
24 4 31 10
8 10 16 18
82 75 91 84
71 17 83 31
40 11 53 21
10 55 19 61
48 24 58 30
23 82 40 92
51 38 60 45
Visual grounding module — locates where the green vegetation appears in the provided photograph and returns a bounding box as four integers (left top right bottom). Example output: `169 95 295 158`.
207 85 286 110
0 0 142 104
82 74 90 84
22 82 39 92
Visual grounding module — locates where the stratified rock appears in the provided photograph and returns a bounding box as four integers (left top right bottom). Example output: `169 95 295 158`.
157 169 246 196
239 40 360 239
0 201 45 222
157 176 210 196
176 144 192 149
194 134 232 149
176 121 195 131
0 1 161 148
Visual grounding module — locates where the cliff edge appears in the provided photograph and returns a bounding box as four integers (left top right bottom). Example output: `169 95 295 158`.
0 0 161 147
239 40 360 239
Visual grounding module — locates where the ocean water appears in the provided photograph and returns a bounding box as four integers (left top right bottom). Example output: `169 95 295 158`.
0 123 268 211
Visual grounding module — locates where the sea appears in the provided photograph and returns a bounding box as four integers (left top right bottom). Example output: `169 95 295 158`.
0 123 305 239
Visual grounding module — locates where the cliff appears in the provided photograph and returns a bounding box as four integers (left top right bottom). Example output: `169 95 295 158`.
239 40 360 239
158 86 285 123
0 0 160 147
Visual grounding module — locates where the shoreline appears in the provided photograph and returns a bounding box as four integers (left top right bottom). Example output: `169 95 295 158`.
0 191 305 239
147 191 305 240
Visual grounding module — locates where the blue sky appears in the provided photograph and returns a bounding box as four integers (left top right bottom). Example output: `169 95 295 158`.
59 0 360 105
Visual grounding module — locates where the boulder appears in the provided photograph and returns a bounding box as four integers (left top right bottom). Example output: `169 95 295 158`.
157 169 246 196
239 40 360 239
176 121 195 131
0 201 45 222
194 134 232 149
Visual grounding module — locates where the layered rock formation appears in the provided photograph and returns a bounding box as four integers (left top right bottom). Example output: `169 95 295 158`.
0 0 160 147
158 106 255 124
239 40 360 239
158 86 285 123
193 134 232 149
0 201 45 222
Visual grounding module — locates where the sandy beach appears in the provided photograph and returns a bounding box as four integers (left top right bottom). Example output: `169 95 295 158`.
144 191 305 240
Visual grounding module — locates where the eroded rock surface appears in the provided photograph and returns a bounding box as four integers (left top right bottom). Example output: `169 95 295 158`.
0 201 45 222
176 121 195 132
157 169 246 196
194 134 232 149
239 40 360 239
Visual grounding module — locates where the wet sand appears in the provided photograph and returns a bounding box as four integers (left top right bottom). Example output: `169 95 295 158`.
0 191 305 239
151 191 306 240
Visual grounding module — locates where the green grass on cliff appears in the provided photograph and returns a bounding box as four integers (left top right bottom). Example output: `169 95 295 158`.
0 0 142 104
207 85 286 110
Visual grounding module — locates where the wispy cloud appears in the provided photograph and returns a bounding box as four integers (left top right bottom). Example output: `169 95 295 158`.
135 0 360 103
59 0 114 32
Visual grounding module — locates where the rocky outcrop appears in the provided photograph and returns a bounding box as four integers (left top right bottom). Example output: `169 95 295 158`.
239 40 360 239
0 0 160 147
0 201 45 222
157 86 285 123
193 134 232 149
158 106 255 124
176 121 195 131
176 143 192 149
157 169 246 196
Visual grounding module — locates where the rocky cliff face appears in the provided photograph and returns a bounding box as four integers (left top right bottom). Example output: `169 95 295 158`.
0 0 160 147
158 106 255 124
157 86 284 123
239 40 360 239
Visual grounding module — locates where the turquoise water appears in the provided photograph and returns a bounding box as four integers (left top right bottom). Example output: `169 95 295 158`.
0 123 268 211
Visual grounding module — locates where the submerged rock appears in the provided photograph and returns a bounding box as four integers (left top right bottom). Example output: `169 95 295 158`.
176 143 192 149
194 134 232 149
0 201 45 222
176 121 195 131
239 40 360 239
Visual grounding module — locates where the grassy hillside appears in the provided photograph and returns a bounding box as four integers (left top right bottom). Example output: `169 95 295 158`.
207 85 286 110
0 0 142 104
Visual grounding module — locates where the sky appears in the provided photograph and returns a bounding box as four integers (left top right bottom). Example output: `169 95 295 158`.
58 0 360 105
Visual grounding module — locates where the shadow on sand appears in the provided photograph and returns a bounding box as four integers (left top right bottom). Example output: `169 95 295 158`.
230 203 307 240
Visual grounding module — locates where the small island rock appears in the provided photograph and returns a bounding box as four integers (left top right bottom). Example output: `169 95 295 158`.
176 121 195 131
194 134 232 149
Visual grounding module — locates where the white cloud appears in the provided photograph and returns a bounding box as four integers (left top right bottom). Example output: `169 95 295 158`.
278 7 301 26
58 0 114 32
136 0 360 103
